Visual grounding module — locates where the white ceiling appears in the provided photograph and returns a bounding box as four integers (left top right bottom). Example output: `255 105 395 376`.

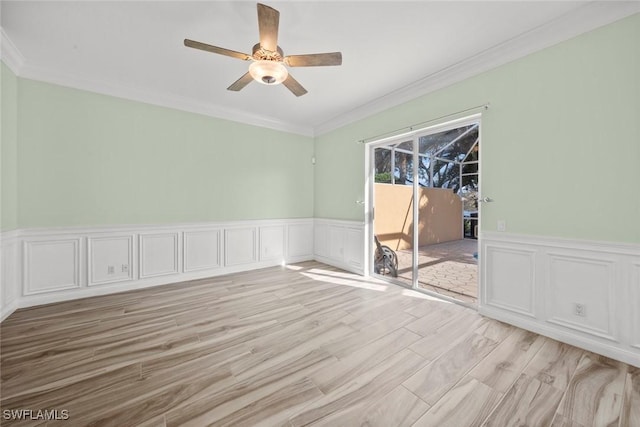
1 1 638 136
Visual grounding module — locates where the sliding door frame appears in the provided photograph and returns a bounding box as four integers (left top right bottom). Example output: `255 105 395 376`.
364 114 483 305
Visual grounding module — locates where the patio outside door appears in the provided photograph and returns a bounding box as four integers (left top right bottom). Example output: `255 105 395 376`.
369 115 481 305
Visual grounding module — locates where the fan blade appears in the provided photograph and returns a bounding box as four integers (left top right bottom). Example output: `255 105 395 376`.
184 39 252 61
285 52 342 67
282 74 308 97
227 72 254 91
257 3 279 52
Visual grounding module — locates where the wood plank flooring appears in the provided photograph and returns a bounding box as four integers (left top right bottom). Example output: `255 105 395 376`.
0 261 637 426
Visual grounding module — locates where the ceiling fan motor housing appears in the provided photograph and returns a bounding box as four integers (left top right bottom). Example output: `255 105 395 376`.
252 43 284 61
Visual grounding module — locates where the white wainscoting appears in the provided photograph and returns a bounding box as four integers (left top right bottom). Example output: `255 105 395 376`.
0 230 20 321
545 252 617 341
88 235 134 286
484 244 536 318
0 219 314 320
259 225 285 262
313 219 365 275
23 238 82 295
632 262 640 350
139 232 180 279
225 227 257 266
313 222 329 259
3 222 638 367
344 227 365 271
183 229 221 273
288 223 314 260
480 232 640 367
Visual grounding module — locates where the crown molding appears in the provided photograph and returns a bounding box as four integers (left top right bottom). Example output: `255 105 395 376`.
1 24 313 137
3 3 638 138
16 62 314 136
313 2 640 136
0 27 25 75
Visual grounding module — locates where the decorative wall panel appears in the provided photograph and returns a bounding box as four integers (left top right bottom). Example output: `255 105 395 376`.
225 228 257 266
24 238 80 294
139 233 179 278
313 219 364 275
259 226 285 262
88 235 134 285
484 245 536 317
480 232 638 366
344 227 364 270
288 223 314 259
183 229 221 273
546 253 616 341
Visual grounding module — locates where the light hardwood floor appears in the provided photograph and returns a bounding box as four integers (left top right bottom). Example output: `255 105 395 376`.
1 261 638 426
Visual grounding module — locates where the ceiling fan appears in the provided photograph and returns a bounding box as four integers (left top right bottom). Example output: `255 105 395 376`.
184 3 342 97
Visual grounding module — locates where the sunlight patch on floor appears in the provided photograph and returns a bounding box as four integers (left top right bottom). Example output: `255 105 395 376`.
401 289 453 303
302 269 389 291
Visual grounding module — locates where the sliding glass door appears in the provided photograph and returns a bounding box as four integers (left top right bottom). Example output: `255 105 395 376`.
368 116 481 304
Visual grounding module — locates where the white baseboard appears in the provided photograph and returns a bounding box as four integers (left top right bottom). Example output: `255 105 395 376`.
1 219 314 320
313 255 363 276
0 298 18 322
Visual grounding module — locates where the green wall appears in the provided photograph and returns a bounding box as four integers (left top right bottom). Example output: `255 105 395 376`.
1 63 18 231
2 13 639 244
314 14 640 244
13 79 313 227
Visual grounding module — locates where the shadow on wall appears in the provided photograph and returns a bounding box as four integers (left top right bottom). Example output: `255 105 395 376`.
374 183 462 251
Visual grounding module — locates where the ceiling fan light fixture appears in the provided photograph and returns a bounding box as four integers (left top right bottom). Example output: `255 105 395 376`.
249 60 288 85
184 3 342 95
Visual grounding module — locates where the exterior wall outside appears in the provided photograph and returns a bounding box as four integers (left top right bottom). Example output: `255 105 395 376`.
374 183 463 251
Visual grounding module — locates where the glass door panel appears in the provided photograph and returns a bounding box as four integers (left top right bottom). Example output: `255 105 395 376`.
368 116 480 305
415 122 479 303
372 142 414 286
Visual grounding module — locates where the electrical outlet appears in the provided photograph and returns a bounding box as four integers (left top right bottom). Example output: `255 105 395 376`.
122 264 129 273
107 265 115 274
497 220 506 232
574 303 586 317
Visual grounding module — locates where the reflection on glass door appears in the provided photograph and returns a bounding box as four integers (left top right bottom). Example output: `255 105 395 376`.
372 142 414 287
